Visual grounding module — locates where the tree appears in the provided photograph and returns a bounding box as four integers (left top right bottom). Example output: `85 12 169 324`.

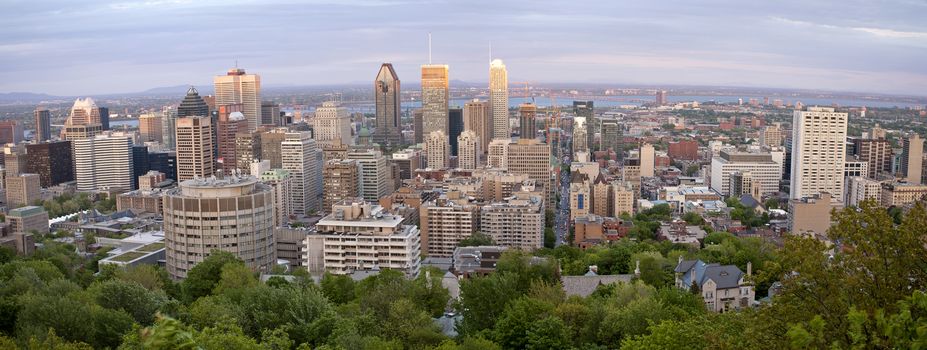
492 297 555 349
543 228 556 249
682 212 705 226
457 273 522 335
180 251 243 303
458 232 495 247
89 279 168 325
213 263 258 294
320 273 356 304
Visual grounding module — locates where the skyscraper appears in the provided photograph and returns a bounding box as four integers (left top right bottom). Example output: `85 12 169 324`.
177 87 210 117
901 134 924 184
855 138 893 178
790 107 848 202
640 143 655 177
281 131 321 214
518 103 537 140
574 101 594 151
216 105 247 174
421 64 449 138
138 113 163 143
235 131 262 175
313 102 353 146
98 106 110 130
322 159 359 212
63 98 103 141
25 141 74 187
163 176 276 279
5 174 41 208
215 67 261 131
425 131 450 169
655 90 668 106
413 108 424 144
347 148 390 202
448 107 463 156
73 133 134 192
0 120 23 145
489 59 509 140
175 116 215 181
374 63 402 147
573 117 588 153
33 107 50 143
260 101 281 127
464 99 492 153
457 130 480 170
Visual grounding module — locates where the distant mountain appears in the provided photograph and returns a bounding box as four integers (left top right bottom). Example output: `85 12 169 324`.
0 92 65 103
139 85 213 96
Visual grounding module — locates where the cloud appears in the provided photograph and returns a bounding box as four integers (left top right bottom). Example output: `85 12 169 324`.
770 16 927 41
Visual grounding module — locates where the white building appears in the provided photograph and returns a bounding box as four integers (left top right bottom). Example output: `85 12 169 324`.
312 102 353 146
487 139 509 169
710 149 782 197
457 130 481 170
640 143 655 177
425 130 450 169
347 148 391 202
489 59 509 140
259 169 292 227
847 176 883 207
304 200 421 277
790 107 848 203
480 193 544 251
73 133 134 192
281 132 321 215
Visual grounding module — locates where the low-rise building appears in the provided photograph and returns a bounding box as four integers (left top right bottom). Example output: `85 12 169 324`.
480 193 544 251
788 193 835 237
7 206 49 235
675 259 755 312
880 182 927 207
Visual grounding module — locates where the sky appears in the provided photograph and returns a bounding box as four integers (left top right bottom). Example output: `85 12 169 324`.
2 0 926 96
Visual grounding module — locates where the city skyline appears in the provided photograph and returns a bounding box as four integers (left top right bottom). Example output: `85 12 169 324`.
2 1 926 96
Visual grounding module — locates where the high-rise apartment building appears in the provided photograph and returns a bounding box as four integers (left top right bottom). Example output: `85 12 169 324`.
175 116 215 181
420 194 479 257
847 176 883 207
480 193 544 251
457 130 480 170
507 139 552 201
214 67 261 131
655 90 668 106
33 108 51 143
0 121 23 145
374 63 402 147
487 139 509 169
138 113 163 143
25 141 74 187
281 132 320 215
640 143 655 177
421 64 449 138
260 129 288 168
163 176 276 279
464 99 492 153
425 131 449 169
790 107 848 202
5 174 41 208
761 123 783 147
901 134 924 184
322 159 359 212
489 59 509 140
313 102 353 146
570 174 591 220
73 133 133 192
612 181 635 217
518 103 537 140
216 105 248 174
855 139 893 178
347 148 391 202
259 169 291 226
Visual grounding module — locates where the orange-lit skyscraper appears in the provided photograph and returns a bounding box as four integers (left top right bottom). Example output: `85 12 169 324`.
214 67 261 132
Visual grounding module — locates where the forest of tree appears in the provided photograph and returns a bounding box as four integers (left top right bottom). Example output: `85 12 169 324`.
0 199 925 349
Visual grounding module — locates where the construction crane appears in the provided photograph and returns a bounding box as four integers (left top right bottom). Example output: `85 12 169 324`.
510 81 532 100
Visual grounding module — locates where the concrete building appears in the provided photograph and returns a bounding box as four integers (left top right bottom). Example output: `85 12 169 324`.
281 132 320 215
216 105 247 174
73 133 134 192
420 193 479 258
261 101 281 126
138 113 163 143
464 99 492 154
790 107 848 203
322 159 359 212
881 182 927 207
235 131 262 175
710 149 782 197
163 176 276 279
788 193 835 237
591 175 611 218
62 98 104 141
573 117 588 153
260 129 288 168
259 169 291 226
214 67 261 131
175 116 215 181
855 139 893 179
507 139 551 200
489 59 509 140
421 64 449 138
612 181 635 217
8 206 49 234
5 174 41 208
901 134 924 184
374 63 403 147
518 103 537 140
313 102 353 147
425 131 450 169
457 130 481 170
307 200 421 277
116 188 166 215
847 177 883 207
487 139 509 169
761 123 783 147
640 143 655 177
347 148 390 202
570 173 591 221
600 120 621 152
480 193 544 251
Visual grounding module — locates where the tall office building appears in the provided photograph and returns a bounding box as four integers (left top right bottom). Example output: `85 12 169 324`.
425 131 450 169
640 143 655 177
148 151 177 181
574 101 595 152
235 132 262 175
855 139 893 179
33 107 50 143
573 117 588 153
655 90 668 106
177 87 209 118
487 139 509 169
374 63 402 147
4 146 27 176
63 98 103 140
98 106 110 130
518 103 537 140
901 134 924 184
215 67 261 132
216 105 247 174
175 116 215 181
457 130 480 170
5 174 41 208
259 169 291 226
464 99 492 153
790 107 848 202
412 108 424 144
313 102 353 146
347 148 390 202
163 176 276 279
600 119 621 153
421 64 449 138
260 101 281 127
0 121 23 145
25 141 74 187
448 108 463 156
260 129 288 168
507 139 551 200
73 133 134 192
138 113 163 143
281 132 320 215
489 59 509 140
322 159 359 212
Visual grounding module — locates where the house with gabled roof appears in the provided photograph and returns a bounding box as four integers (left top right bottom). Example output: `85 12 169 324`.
674 258 755 312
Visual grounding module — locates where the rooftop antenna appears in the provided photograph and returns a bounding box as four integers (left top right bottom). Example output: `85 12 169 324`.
235 59 238 69
428 32 432 64
489 41 492 63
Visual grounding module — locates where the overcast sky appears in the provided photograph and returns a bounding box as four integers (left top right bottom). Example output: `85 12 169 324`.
2 0 926 96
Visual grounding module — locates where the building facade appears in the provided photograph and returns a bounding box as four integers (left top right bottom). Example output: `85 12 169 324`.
73 133 134 192
790 107 848 202
175 116 215 181
489 59 509 140
214 67 261 131
374 63 402 147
